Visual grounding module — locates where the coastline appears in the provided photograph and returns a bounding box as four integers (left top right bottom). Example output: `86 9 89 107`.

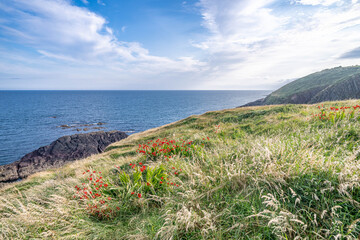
0 131 128 185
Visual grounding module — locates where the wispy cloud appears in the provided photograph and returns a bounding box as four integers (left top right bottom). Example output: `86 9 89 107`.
296 0 343 6
0 0 206 89
0 0 360 90
193 0 360 89
97 0 105 6
340 47 360 58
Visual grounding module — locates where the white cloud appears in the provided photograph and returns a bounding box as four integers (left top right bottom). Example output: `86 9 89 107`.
296 0 342 6
193 0 360 89
0 0 205 81
1 0 360 90
97 0 105 6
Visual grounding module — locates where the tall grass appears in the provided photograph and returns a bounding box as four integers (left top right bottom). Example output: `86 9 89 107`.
1 100 360 239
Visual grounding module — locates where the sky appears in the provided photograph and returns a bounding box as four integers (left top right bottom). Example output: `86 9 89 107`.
0 0 360 90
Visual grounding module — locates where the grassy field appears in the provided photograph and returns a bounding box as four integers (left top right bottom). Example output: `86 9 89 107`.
263 66 360 104
1 100 360 239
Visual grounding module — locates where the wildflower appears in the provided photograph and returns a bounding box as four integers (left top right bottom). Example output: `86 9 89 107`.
138 193 142 198
131 192 135 195
104 184 108 188
147 182 150 186
139 162 142 165
160 181 163 184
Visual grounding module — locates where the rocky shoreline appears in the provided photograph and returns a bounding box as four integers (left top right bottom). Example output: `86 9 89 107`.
0 131 128 185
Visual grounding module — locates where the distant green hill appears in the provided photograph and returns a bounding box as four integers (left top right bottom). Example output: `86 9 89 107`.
245 65 360 106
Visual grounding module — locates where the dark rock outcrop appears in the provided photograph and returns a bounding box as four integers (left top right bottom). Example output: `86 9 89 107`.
0 131 128 183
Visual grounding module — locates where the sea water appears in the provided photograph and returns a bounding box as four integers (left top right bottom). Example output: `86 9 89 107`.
0 90 270 165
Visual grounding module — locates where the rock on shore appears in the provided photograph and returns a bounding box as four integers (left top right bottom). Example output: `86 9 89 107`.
0 131 128 183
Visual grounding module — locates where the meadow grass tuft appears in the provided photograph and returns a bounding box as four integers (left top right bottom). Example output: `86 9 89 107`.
1 100 360 239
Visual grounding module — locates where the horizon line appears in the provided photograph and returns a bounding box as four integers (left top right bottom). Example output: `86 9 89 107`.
0 89 272 91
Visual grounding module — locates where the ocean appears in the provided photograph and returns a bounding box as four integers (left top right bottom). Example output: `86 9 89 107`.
0 90 270 165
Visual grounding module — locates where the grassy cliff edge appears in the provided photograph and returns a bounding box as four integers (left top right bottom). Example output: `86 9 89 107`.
1 100 360 239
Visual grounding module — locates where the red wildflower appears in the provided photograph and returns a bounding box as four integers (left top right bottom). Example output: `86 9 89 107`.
138 193 142 198
131 192 135 195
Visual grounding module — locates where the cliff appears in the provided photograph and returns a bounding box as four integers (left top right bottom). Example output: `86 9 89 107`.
244 66 360 106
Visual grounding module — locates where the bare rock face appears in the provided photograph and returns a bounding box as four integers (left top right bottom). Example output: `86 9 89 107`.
0 131 128 183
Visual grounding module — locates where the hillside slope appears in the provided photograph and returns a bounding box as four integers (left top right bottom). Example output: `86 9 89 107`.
245 66 360 106
1 100 360 239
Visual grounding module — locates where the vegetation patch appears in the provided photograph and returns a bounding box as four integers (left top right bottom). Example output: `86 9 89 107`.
1 100 360 239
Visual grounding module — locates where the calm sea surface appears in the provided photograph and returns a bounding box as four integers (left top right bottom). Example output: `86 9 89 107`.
0 90 270 165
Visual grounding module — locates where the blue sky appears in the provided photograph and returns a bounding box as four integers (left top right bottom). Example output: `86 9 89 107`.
0 0 360 90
